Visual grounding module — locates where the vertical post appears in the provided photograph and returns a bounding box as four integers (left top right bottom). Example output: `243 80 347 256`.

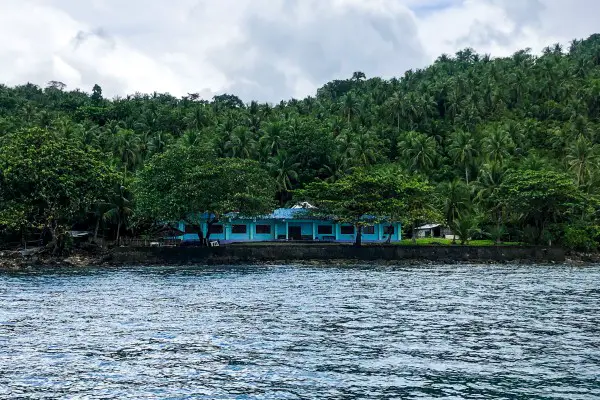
224 224 228 241
378 223 383 241
274 223 278 241
334 223 339 242
312 221 316 240
285 221 289 240
249 221 254 241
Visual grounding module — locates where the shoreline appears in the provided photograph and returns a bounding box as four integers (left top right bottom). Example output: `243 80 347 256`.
1 244 598 271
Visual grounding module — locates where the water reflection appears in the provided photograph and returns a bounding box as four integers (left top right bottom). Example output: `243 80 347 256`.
1 264 599 399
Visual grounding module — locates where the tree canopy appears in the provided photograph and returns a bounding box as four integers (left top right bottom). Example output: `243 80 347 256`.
298 166 435 245
0 128 119 249
4 34 600 249
135 146 276 241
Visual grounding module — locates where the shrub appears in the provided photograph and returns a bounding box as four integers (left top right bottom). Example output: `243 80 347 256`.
563 226 599 252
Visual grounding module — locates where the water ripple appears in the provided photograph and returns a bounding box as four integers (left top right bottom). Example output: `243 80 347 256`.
1 264 599 399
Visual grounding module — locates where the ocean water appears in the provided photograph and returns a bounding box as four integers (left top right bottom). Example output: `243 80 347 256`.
1 264 599 399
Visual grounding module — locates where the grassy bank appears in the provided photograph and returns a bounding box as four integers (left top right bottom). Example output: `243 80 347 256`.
396 239 522 246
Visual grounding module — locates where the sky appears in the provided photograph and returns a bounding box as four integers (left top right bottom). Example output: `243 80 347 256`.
1 0 599 102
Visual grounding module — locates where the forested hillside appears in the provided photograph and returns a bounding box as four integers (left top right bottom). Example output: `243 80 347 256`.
3 35 600 250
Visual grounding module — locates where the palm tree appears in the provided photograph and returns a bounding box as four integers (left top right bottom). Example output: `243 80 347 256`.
448 130 478 184
259 121 286 158
186 106 210 131
521 151 554 171
52 117 82 140
76 124 101 148
225 126 256 159
148 131 170 156
398 131 438 174
267 151 300 205
350 128 379 167
320 153 350 183
111 128 141 179
482 126 514 164
566 135 599 187
475 161 507 204
335 129 355 162
328 117 345 138
475 161 508 232
352 71 366 82
451 212 480 245
386 92 403 132
180 129 201 147
341 93 359 124
438 180 471 243
103 185 133 246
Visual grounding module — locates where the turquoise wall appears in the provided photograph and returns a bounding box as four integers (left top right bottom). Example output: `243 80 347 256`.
178 220 402 243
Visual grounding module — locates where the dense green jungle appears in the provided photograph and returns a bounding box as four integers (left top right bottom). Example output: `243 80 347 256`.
3 34 600 251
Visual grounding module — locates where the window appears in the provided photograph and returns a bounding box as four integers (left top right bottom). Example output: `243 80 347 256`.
209 224 224 234
318 225 333 235
232 224 247 234
384 225 395 235
340 225 355 235
363 225 375 235
184 224 197 234
256 225 271 234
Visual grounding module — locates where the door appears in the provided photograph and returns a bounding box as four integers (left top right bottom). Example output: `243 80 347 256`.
288 226 302 240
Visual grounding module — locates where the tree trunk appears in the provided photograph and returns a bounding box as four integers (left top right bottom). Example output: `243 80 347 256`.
93 217 100 242
279 191 286 207
205 218 218 245
116 220 122 246
189 219 206 246
495 211 502 245
355 225 363 247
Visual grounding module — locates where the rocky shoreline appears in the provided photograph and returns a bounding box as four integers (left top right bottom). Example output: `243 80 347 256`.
0 250 102 271
1 245 598 271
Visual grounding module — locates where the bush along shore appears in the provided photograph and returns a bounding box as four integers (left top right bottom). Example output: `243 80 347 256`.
4 35 600 253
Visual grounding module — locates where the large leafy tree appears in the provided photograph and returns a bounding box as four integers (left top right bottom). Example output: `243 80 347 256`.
298 165 434 246
0 128 119 250
134 145 276 243
498 170 586 244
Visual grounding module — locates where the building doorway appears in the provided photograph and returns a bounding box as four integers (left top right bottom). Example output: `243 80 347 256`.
288 226 302 240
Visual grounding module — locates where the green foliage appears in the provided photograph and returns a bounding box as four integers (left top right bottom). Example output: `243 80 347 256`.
450 212 481 245
298 165 435 245
563 225 600 252
135 145 276 238
0 128 119 244
484 225 507 245
5 34 600 247
498 170 586 243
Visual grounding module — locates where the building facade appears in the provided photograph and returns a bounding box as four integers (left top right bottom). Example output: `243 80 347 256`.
177 208 402 244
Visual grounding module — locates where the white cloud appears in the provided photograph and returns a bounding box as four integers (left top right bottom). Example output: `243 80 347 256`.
0 0 599 102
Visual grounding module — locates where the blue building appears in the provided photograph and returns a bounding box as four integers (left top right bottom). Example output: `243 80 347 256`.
177 205 402 244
